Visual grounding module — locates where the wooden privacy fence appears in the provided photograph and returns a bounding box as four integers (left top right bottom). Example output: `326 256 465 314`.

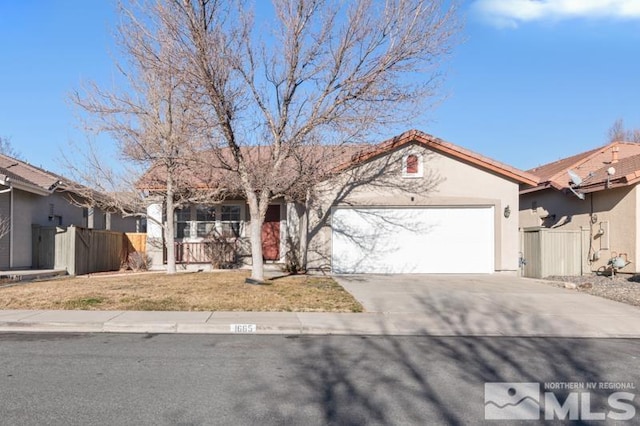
520 227 590 278
123 233 147 257
33 225 127 275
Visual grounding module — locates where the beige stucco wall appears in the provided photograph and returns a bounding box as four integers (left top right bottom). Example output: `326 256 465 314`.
519 185 639 273
306 143 522 273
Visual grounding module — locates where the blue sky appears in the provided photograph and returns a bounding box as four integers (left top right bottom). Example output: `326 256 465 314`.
1 0 639 176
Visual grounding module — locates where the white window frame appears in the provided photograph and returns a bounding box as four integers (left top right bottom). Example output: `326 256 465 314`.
220 204 243 238
195 205 216 238
174 207 193 239
174 204 245 240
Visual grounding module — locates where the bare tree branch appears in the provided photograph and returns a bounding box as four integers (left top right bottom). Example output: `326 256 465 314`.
75 0 460 280
0 136 22 159
609 118 640 143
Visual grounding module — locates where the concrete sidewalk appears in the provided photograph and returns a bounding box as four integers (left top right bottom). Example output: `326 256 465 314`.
0 305 639 337
0 269 66 285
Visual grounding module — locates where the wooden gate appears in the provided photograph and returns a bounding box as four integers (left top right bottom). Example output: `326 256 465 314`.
31 225 64 269
32 225 124 275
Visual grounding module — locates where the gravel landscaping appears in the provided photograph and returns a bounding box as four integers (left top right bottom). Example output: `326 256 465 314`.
543 274 640 307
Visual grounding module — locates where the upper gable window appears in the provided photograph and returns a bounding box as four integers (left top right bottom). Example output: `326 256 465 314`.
402 152 423 178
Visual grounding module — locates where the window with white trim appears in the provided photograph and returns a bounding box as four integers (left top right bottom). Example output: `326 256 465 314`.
196 206 216 237
221 205 242 237
175 208 192 238
174 204 244 239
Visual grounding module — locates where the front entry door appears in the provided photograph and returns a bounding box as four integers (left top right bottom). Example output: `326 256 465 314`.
261 205 280 261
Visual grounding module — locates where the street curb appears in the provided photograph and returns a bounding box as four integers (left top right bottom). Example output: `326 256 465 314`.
1 321 640 338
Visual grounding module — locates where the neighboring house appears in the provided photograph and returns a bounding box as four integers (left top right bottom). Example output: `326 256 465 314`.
144 130 538 274
0 154 138 270
520 141 640 274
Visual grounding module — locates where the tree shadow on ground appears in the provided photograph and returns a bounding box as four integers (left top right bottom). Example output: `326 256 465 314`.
232 293 638 424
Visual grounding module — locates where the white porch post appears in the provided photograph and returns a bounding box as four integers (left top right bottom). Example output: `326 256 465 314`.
146 200 164 270
285 201 299 258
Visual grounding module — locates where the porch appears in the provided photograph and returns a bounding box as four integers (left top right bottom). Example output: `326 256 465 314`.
146 200 292 270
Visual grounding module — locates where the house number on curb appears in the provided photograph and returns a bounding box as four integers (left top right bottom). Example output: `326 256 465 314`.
230 324 257 333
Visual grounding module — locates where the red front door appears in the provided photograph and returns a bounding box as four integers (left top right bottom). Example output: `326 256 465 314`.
261 205 280 261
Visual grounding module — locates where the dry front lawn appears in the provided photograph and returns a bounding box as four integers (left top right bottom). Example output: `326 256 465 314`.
0 271 363 312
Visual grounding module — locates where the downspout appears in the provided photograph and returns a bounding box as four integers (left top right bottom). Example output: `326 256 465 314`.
0 184 12 269
588 193 595 265
9 185 13 268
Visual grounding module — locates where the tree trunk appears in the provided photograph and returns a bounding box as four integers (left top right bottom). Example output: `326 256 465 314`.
298 196 310 271
246 192 266 281
165 174 177 274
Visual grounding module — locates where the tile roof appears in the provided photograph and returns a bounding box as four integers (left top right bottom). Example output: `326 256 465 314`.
139 130 539 191
0 153 65 193
525 141 640 193
340 129 539 186
527 147 603 183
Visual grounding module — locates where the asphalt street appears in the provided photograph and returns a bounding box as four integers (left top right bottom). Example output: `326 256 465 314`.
0 333 638 425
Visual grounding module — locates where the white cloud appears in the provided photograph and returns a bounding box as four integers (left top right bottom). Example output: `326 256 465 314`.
472 0 640 28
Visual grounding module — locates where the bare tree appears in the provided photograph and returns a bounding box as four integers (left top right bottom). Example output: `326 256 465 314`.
0 136 21 159
608 118 640 143
70 1 226 274
133 0 460 281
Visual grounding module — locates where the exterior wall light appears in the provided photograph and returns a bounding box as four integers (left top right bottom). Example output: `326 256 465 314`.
504 205 511 218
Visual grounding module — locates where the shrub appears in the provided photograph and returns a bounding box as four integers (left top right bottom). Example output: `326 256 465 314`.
203 232 239 269
127 251 152 271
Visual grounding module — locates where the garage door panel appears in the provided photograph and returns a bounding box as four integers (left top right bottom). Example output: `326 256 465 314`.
332 207 494 274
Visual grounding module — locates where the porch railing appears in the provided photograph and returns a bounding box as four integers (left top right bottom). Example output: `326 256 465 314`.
164 241 238 265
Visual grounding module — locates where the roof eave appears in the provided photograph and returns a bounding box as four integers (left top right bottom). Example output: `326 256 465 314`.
335 130 540 186
6 179 51 196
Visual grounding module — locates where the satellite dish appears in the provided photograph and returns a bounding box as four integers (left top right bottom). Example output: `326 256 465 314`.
567 169 585 200
568 186 585 200
568 169 582 186
607 167 616 176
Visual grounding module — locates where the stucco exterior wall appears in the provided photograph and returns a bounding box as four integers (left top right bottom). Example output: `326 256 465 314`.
519 186 638 273
306 143 521 273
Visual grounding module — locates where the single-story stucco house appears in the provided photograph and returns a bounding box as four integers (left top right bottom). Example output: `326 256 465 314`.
144 130 539 274
0 153 139 270
520 140 640 274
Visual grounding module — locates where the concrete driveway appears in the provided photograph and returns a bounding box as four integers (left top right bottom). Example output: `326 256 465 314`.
335 274 640 337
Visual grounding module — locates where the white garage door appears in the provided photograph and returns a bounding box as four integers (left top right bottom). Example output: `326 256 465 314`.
332 207 494 274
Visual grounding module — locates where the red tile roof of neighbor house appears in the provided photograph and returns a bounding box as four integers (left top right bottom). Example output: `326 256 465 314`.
524 141 640 194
